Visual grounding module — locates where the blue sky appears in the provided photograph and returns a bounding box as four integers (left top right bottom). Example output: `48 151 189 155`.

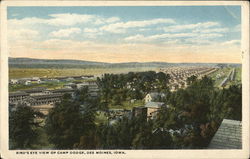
7 6 241 63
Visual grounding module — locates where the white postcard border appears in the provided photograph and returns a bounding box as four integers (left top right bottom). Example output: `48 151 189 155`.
1 1 249 159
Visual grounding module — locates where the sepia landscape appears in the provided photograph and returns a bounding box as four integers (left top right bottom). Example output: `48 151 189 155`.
8 6 242 150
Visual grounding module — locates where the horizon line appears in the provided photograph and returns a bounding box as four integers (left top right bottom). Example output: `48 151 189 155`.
8 57 242 65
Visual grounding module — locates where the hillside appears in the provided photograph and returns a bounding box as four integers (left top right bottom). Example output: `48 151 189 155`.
9 57 241 69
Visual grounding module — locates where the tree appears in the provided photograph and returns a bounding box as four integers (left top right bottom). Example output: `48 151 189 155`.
112 94 122 105
151 129 173 149
184 76 215 125
45 90 98 149
186 75 197 85
9 104 44 149
46 95 85 149
132 123 154 149
74 130 100 149
96 115 148 149
74 86 90 102
156 72 171 90
222 84 242 120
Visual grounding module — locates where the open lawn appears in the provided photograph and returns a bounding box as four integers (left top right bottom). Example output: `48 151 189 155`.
109 100 144 110
235 67 242 81
225 67 242 88
95 100 144 124
208 67 242 88
9 81 68 92
9 67 158 79
208 67 234 87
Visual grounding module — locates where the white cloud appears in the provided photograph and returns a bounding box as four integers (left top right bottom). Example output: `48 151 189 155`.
8 13 239 63
124 32 223 44
197 33 223 39
124 33 197 42
101 18 175 33
10 38 241 63
8 14 121 29
100 26 125 34
222 40 240 45
184 38 214 45
233 24 241 32
122 21 227 44
124 34 146 42
150 33 197 39
50 28 81 38
8 14 93 28
162 39 181 45
47 14 94 26
92 16 120 25
8 17 46 29
106 17 120 23
11 13 19 17
8 29 39 41
139 28 151 32
163 22 220 32
83 28 99 33
193 28 229 33
40 39 92 48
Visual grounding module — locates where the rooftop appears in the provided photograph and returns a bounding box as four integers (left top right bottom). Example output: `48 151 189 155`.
133 106 147 109
147 92 165 99
32 94 63 99
23 87 46 93
145 102 165 108
9 91 29 97
51 88 74 93
208 119 242 149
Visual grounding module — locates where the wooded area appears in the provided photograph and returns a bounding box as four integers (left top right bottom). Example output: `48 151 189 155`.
9 71 242 149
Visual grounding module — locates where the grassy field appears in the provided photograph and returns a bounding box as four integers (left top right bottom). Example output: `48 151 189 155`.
208 67 242 88
208 67 233 87
234 67 242 81
108 100 144 110
9 81 68 92
9 67 158 79
95 99 144 124
225 67 242 88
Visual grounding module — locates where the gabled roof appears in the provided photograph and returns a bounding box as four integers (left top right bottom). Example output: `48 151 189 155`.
208 119 242 149
147 92 165 98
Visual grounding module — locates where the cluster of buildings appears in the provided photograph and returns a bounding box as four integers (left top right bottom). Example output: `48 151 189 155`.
132 92 168 120
133 92 242 148
9 70 242 149
107 92 168 125
161 66 218 91
9 75 95 85
9 81 99 115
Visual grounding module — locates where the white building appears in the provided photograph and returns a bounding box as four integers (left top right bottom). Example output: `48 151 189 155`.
144 92 165 103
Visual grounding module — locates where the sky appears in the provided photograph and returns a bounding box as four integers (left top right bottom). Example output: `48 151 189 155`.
7 6 241 63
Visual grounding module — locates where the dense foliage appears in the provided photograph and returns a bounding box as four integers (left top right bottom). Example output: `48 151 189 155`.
9 105 44 149
9 71 242 149
97 71 171 104
45 88 98 149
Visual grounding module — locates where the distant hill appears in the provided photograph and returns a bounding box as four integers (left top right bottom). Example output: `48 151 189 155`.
8 57 241 69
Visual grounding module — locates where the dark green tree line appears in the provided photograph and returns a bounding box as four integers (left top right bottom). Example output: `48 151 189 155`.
9 104 44 149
